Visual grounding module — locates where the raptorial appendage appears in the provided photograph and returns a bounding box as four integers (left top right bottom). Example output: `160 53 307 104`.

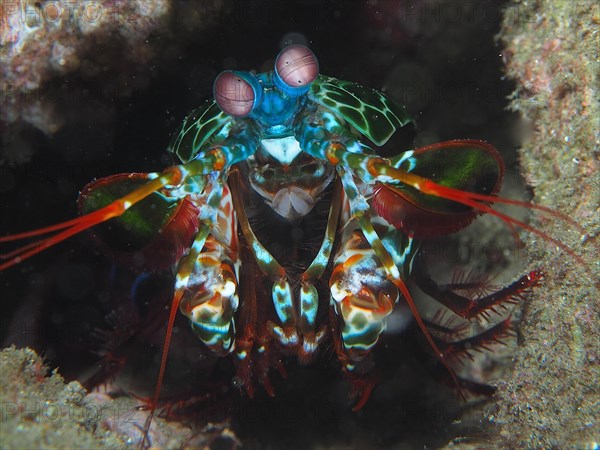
179 185 240 356
330 231 397 364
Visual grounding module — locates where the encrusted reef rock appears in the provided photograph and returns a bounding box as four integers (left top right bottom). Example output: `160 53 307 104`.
0 346 240 449
0 0 223 163
0 346 126 448
1 0 171 133
485 1 599 447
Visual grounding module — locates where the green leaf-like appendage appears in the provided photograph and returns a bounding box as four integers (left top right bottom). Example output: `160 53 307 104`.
80 176 175 247
168 100 231 163
310 75 413 146
401 140 503 214
373 140 504 237
79 173 198 269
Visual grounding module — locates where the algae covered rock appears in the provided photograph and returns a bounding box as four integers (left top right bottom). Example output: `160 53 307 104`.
0 346 126 448
487 1 599 447
0 346 240 448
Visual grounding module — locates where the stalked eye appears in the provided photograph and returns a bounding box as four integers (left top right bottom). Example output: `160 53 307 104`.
214 71 263 117
274 45 319 97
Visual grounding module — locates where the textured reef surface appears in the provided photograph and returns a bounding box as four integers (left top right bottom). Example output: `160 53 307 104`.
1 0 171 142
487 1 599 448
0 346 239 448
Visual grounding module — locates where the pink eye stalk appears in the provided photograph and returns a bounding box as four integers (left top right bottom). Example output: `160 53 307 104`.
214 71 262 117
274 45 319 96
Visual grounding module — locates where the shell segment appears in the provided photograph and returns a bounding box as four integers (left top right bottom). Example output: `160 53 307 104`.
167 100 231 163
310 75 413 146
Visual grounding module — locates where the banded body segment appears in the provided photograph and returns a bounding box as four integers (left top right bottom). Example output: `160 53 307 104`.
179 185 240 355
329 219 416 366
179 238 239 355
330 228 398 364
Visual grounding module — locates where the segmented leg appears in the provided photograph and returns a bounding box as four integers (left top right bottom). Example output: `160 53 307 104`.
294 104 463 397
140 223 211 448
229 170 297 347
234 252 290 398
141 177 242 448
224 173 295 395
327 172 421 409
178 183 240 355
294 104 594 286
234 252 263 398
420 307 521 399
413 265 543 320
297 179 342 361
329 189 415 369
439 317 513 364
229 169 341 362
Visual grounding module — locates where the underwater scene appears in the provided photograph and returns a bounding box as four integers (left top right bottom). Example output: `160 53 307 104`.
1 1 598 449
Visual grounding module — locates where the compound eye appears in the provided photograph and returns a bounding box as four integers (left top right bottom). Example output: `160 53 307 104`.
274 45 319 96
214 71 262 117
